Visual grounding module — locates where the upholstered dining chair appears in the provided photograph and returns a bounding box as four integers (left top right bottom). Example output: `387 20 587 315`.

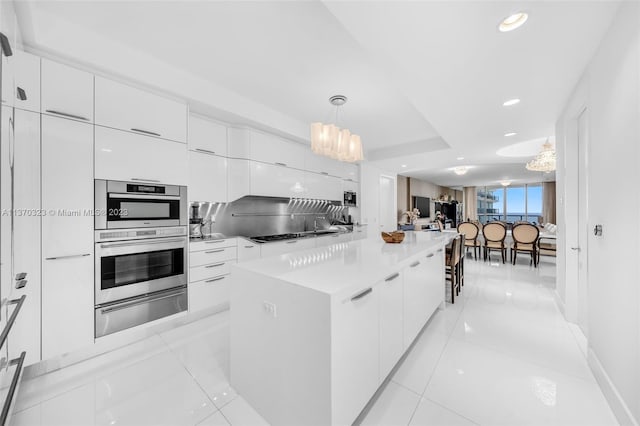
511 223 540 266
483 222 507 263
537 237 557 263
445 236 462 303
457 222 481 260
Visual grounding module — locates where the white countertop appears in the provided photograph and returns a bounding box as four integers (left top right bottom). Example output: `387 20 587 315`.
232 231 455 296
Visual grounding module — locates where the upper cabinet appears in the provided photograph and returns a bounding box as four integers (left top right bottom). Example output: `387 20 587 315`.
188 115 227 156
95 77 187 143
95 126 188 185
42 59 94 123
228 128 305 170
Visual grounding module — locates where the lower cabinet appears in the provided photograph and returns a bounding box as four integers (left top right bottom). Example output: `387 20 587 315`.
42 255 94 359
188 238 237 313
237 238 261 262
331 284 380 425
403 256 431 348
378 271 404 380
260 238 315 258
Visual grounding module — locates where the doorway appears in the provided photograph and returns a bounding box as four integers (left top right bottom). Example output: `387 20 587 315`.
379 175 396 232
576 108 589 336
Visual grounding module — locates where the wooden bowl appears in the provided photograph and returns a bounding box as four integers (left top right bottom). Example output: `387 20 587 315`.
381 231 405 243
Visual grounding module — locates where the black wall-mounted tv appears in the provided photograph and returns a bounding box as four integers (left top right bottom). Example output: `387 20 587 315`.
412 196 431 218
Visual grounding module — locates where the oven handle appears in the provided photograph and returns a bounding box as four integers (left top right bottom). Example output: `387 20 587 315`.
108 193 182 200
100 237 186 249
100 288 185 314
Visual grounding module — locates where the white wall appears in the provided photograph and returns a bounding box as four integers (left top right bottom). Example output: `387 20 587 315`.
556 3 640 424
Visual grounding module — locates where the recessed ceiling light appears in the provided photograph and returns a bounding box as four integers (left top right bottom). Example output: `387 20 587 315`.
500 180 511 187
453 166 469 176
456 157 464 160
504 132 517 137
499 12 528 32
401 164 407 168
503 98 520 106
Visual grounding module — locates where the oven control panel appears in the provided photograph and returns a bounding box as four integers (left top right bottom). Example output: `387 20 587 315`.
96 226 187 242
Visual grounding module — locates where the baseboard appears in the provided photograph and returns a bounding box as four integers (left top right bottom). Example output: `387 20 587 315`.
588 348 639 426
552 289 565 315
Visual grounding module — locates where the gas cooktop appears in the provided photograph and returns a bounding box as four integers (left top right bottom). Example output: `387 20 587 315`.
250 233 304 243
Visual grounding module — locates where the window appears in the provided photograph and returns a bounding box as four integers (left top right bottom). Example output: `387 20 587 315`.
476 183 544 224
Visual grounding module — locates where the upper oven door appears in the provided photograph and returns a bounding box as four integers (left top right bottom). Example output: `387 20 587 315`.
95 180 187 229
95 236 187 306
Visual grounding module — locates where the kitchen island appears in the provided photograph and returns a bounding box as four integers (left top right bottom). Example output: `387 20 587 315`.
229 231 454 426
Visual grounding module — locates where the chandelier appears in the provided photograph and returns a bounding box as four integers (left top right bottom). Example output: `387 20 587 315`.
526 140 556 173
310 95 363 163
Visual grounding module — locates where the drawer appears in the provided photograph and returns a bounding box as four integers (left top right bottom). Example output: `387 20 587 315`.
190 238 237 252
190 247 236 267
190 261 233 282
189 275 230 313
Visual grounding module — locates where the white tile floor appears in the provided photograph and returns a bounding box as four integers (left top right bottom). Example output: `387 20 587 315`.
12 254 617 426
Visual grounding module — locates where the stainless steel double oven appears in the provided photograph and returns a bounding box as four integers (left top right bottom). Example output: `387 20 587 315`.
94 180 188 338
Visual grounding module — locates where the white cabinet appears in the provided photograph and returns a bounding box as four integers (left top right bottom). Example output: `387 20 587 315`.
188 239 237 313
188 151 227 202
379 272 404 380
305 171 342 201
331 285 380 425
95 126 188 185
95 76 187 143
343 178 358 194
260 238 315 258
227 158 250 202
41 115 94 360
304 151 339 176
250 161 306 198
424 248 445 317
237 239 261 262
189 275 231 313
228 128 305 169
188 115 227 156
42 255 94 359
13 51 40 112
41 59 94 123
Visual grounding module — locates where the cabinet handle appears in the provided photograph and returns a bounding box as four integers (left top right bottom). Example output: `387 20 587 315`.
45 253 91 260
14 280 26 289
351 287 373 301
45 109 89 121
131 128 161 137
426 253 435 258
275 162 287 167
436 249 443 253
101 238 184 249
320 171 329 176
205 240 224 244
205 249 225 254
286 240 298 244
14 272 26 281
100 289 184 314
131 178 161 183
16 87 27 101
385 272 400 282
0 351 26 426
205 276 226 283
0 32 13 57
244 245 255 248
195 148 217 155
410 261 420 267
332 234 340 238
205 262 225 268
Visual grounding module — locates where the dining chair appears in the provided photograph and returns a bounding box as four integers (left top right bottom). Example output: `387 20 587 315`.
483 222 507 263
445 236 462 303
458 233 466 287
457 222 480 260
537 237 557 263
511 223 540 267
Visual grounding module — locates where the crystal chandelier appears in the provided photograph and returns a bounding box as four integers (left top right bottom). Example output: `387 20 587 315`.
526 140 556 173
310 95 363 163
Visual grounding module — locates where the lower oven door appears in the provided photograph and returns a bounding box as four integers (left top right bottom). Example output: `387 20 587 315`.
96 236 187 306
95 286 187 338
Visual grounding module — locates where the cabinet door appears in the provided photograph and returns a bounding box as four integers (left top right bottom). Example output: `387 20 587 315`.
227 158 251 202
237 239 261 262
250 161 306 198
13 51 40 112
188 115 227 156
41 59 94 123
305 171 342 201
42 255 94 359
95 77 187 143
250 131 305 169
331 285 379 425
343 178 358 194
41 115 94 360
424 248 445 317
379 272 404 380
188 151 227 202
189 275 230 313
260 238 314 258
403 257 431 348
95 126 188 185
